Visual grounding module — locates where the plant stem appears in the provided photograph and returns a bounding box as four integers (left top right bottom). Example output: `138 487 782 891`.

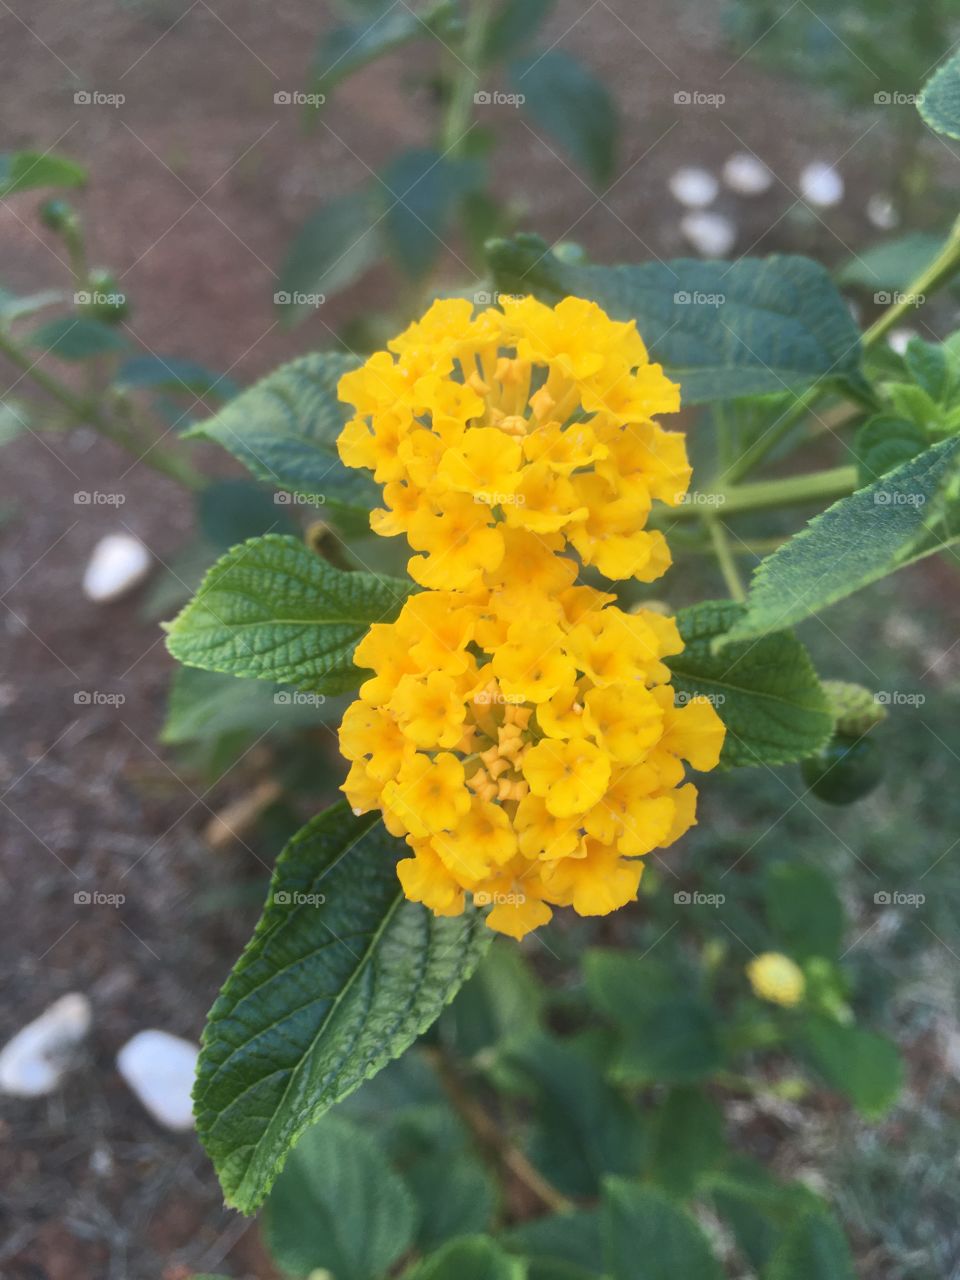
663 465 858 522
862 210 960 349
425 1046 575 1215
704 516 746 601
720 389 822 486
440 0 488 154
0 326 204 489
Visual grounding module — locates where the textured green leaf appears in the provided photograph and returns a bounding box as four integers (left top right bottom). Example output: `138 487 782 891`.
278 192 382 318
510 51 618 184
723 437 960 643
649 1087 726 1197
765 1208 856 1280
28 315 127 360
409 1236 527 1280
263 1114 417 1279
165 534 412 695
379 148 483 279
585 951 723 1085
185 353 378 527
919 49 960 140
800 1018 902 1118
764 863 844 960
194 804 492 1212
903 335 957 404
404 1147 497 1250
115 355 238 399
0 150 86 195
602 1181 723 1280
487 236 862 404
160 666 328 746
853 414 928 485
668 601 833 768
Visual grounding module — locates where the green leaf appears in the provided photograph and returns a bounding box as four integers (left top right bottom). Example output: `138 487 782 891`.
903 335 957 404
602 1181 723 1280
196 478 296 551
481 0 556 62
649 1087 726 1197
0 399 29 448
164 534 412 695
28 315 127 360
764 863 844 960
404 1148 498 1250
0 286 66 323
705 1163 822 1271
0 150 86 196
667 601 833 768
837 231 947 292
312 5 438 96
502 1210 604 1279
919 49 960 140
194 804 492 1212
263 1114 417 1280
723 437 960 643
510 52 618 185
854 414 928 485
441 940 543 1058
184 352 379 529
378 148 483 279
800 1018 902 1118
585 951 723 1085
278 192 382 318
498 1031 647 1195
114 354 238 399
486 237 863 404
409 1236 527 1280
160 666 328 746
765 1208 856 1280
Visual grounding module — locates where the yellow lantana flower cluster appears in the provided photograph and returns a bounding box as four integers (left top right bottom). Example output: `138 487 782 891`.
335 295 725 939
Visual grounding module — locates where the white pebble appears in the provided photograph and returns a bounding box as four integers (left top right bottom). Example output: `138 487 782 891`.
866 194 899 230
887 328 917 356
799 161 844 208
722 152 773 196
680 211 737 257
82 534 152 603
0 993 92 1097
668 167 719 208
116 1029 199 1130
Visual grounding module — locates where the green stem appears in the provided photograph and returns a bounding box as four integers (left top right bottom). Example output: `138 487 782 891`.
440 0 489 154
664 465 858 522
862 210 960 349
0 327 204 489
720 389 822 486
704 516 746 601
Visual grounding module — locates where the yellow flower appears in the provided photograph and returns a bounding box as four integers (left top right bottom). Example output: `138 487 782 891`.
336 295 726 938
747 952 806 1007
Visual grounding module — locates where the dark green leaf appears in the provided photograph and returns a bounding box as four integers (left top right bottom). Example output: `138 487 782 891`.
668 601 834 768
164 534 412 695
511 51 618 184
115 355 239 399
409 1236 527 1280
263 1114 417 1279
502 1210 603 1278
29 315 126 360
904 335 956 404
602 1181 723 1280
487 237 863 404
800 1018 902 1118
0 150 86 196
919 50 960 140
160 666 328 746
482 0 556 63
197 478 296 550
378 148 483 279
185 353 379 530
765 1208 856 1280
723 437 960 643
278 192 382 318
312 6 438 96
705 1163 821 1271
854 414 928 485
441 940 543 1058
837 232 947 292
649 1087 726 1197
194 804 492 1212
764 863 844 960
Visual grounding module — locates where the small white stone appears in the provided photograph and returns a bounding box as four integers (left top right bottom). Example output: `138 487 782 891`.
799 161 844 208
866 193 899 230
82 534 152 603
0 993 92 1096
668 166 719 208
116 1030 199 1130
722 152 773 196
888 328 918 356
680 211 737 257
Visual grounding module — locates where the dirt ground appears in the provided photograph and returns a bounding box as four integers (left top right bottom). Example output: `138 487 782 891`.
0 1 951 1277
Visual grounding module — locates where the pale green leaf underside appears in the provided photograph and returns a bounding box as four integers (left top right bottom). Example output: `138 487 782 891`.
668 601 833 768
165 534 412 695
919 49 960 140
194 804 491 1213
